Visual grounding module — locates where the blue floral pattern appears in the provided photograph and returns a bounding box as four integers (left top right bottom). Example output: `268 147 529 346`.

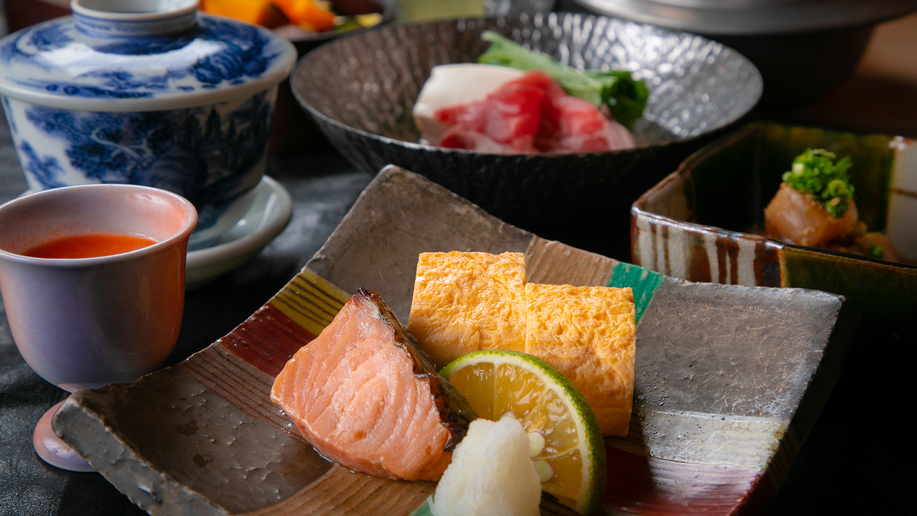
17 141 68 189
17 90 275 231
0 8 294 245
28 23 74 52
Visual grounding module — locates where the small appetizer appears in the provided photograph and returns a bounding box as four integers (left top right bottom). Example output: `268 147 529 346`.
764 148 900 261
270 288 476 481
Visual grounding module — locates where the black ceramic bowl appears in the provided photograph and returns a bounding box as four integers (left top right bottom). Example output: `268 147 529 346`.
291 12 763 259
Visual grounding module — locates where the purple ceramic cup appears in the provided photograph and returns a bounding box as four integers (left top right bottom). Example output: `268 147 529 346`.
0 184 197 471
0 184 197 391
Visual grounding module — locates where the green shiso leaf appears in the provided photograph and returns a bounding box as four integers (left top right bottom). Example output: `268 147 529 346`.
782 148 855 218
477 31 648 129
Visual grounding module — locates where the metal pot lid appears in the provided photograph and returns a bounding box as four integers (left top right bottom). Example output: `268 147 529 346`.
570 0 917 35
0 0 297 112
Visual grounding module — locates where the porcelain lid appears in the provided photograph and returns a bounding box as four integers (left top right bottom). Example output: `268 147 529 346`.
0 0 298 112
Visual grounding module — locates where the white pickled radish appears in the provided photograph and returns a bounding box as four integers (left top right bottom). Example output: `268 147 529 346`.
429 415 542 516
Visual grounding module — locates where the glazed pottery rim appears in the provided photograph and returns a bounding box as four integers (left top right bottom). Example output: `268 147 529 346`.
781 240 917 270
634 205 917 271
631 118 917 272
292 14 762 157
0 184 198 266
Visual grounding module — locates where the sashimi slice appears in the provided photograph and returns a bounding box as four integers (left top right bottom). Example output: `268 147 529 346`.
531 71 636 153
270 288 477 481
436 129 522 154
432 69 636 154
413 64 527 142
538 95 636 153
436 81 545 153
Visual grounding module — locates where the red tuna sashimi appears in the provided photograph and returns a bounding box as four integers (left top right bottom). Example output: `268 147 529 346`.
537 79 636 153
433 70 635 154
436 80 545 153
270 288 476 481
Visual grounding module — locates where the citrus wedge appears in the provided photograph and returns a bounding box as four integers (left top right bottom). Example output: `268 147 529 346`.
440 350 607 515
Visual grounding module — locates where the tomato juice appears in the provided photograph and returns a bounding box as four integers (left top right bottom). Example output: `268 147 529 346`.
22 232 158 259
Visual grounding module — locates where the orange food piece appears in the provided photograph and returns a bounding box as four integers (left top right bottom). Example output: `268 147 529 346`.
764 183 858 247
271 0 337 32
525 284 636 437
855 232 900 261
200 0 289 28
407 251 637 436
271 289 475 481
407 251 528 370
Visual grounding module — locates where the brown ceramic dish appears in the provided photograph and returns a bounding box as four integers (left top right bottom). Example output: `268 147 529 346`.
54 166 855 515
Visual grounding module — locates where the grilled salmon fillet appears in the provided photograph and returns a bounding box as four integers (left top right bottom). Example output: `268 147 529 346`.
270 288 477 481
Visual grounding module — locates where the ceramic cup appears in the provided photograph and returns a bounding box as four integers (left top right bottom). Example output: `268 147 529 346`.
0 184 197 470
0 0 297 251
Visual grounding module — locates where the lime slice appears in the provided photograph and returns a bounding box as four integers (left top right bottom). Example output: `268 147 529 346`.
440 350 607 515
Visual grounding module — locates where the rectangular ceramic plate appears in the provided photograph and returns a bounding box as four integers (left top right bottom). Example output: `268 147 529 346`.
54 166 857 515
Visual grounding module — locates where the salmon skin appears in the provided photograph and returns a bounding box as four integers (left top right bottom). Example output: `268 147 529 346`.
270 288 477 481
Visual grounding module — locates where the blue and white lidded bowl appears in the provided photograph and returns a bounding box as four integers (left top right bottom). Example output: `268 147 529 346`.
0 0 298 249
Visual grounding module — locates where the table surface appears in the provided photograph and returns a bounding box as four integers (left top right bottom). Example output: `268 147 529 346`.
2 5 917 516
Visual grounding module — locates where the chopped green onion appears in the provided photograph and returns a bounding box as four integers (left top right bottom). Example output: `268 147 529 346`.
782 148 855 218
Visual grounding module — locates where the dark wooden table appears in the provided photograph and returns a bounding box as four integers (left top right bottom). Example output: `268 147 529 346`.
2 6 916 516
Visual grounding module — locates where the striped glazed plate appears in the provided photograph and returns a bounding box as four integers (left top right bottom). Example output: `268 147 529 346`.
55 166 855 515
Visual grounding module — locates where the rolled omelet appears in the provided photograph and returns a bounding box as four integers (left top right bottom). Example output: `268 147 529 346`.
407 251 527 370
525 283 635 437
408 251 636 436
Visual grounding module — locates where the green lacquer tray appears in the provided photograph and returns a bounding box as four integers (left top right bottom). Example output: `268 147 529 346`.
55 166 856 515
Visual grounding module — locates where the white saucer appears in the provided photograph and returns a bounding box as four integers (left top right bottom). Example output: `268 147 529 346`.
186 176 292 289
